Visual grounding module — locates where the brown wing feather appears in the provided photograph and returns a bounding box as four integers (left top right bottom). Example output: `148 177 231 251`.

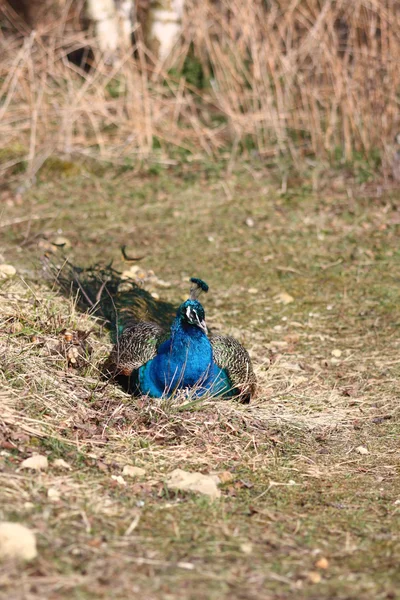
210 334 256 402
104 322 167 376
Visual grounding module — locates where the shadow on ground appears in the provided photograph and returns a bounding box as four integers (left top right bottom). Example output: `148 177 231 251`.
44 255 177 393
45 255 176 333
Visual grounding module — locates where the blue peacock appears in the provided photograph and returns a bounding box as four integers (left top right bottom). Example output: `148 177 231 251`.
105 277 256 402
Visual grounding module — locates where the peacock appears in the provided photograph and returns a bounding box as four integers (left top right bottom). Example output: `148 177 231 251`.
105 277 256 402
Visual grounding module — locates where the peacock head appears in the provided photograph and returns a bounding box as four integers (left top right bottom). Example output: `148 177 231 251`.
175 277 209 334
177 299 207 334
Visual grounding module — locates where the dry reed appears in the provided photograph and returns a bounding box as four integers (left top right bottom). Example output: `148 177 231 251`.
0 0 399 181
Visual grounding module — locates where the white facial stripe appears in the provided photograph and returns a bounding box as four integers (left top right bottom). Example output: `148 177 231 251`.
185 306 207 332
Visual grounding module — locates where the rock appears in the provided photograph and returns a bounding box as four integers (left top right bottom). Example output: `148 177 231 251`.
111 475 127 486
20 455 48 471
274 291 294 305
53 458 72 470
0 264 16 279
121 266 146 280
122 465 146 478
331 349 342 358
307 571 321 584
355 446 369 455
166 469 221 500
52 236 71 248
47 487 61 502
0 522 37 561
154 279 171 288
125 265 141 275
240 542 253 554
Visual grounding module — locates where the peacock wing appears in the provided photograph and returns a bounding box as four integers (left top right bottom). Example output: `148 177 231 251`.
104 321 168 376
210 335 256 403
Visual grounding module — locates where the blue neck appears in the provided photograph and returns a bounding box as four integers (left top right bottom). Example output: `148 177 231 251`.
138 317 230 397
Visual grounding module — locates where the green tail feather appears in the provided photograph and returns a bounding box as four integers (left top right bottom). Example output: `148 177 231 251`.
44 257 176 341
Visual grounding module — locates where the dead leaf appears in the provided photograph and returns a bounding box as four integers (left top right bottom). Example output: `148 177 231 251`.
315 557 329 569
166 469 221 500
87 537 103 548
20 454 48 471
218 471 234 484
0 522 37 560
123 465 146 478
62 330 74 343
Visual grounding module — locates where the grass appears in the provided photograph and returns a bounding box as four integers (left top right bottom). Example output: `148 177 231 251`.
0 166 400 599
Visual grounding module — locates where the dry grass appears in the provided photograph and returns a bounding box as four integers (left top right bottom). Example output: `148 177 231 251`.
1 267 399 598
1 164 400 597
1 0 400 184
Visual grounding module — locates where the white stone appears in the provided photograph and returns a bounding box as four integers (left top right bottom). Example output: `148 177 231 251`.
0 264 16 279
53 458 71 470
122 465 146 478
0 522 37 560
20 455 48 471
166 469 221 500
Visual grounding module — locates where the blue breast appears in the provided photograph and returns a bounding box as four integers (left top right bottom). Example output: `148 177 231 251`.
138 321 232 398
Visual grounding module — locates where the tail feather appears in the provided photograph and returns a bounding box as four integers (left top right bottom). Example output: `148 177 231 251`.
43 257 176 339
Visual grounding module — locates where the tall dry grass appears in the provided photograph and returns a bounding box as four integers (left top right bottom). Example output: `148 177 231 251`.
0 0 399 181
188 0 400 162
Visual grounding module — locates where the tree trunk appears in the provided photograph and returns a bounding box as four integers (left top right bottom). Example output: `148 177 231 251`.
86 0 134 56
145 0 184 60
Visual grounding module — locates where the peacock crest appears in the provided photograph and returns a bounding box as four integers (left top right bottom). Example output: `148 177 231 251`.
189 277 209 300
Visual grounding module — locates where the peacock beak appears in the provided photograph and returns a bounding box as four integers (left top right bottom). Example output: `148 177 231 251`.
192 312 207 334
198 319 208 335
